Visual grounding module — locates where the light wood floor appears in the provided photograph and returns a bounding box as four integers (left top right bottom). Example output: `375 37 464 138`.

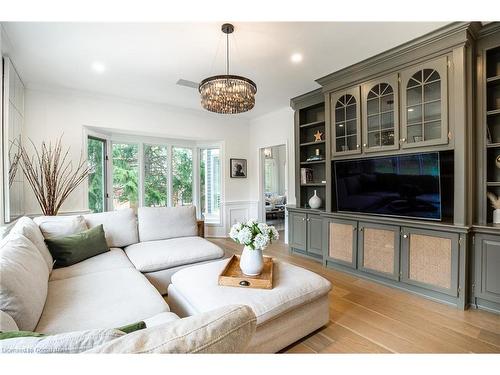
208 234 500 354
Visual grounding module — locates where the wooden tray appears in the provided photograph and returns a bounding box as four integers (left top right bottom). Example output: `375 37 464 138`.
218 255 274 289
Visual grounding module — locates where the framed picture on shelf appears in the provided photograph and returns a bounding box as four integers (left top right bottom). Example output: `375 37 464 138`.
230 158 247 178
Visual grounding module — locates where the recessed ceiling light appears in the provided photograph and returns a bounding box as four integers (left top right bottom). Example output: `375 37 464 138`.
291 53 303 63
91 61 106 74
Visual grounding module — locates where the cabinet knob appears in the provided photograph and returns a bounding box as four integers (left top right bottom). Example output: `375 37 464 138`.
302 217 305 221
356 144 360 148
403 234 408 239
362 143 367 147
400 138 406 144
359 227 363 231
353 227 357 231
307 218 310 222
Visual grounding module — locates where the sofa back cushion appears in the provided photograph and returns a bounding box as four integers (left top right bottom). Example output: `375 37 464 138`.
33 215 88 239
138 206 197 242
84 208 138 247
10 216 54 272
0 234 49 331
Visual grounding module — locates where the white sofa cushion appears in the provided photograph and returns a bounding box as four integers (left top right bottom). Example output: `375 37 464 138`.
143 312 179 327
33 215 87 239
0 328 126 354
169 259 332 325
0 234 49 331
84 208 138 248
49 248 133 281
10 216 53 272
87 305 256 353
137 206 197 242
36 268 170 334
124 237 224 272
0 310 19 332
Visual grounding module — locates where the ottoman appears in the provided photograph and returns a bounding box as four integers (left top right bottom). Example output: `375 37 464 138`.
167 258 332 353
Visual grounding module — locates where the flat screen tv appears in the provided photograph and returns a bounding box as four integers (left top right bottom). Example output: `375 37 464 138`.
334 152 443 220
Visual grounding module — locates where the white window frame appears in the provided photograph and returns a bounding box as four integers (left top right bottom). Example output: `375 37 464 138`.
84 128 223 226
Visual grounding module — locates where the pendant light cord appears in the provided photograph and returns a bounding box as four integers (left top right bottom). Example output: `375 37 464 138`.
226 32 229 75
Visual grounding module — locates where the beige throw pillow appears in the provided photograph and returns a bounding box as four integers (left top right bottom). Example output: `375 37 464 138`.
34 215 88 239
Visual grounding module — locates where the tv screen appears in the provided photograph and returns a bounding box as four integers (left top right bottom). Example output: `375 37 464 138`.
334 153 442 220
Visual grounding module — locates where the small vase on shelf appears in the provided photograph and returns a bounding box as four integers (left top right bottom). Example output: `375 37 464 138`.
494 209 500 224
240 246 264 276
308 190 322 209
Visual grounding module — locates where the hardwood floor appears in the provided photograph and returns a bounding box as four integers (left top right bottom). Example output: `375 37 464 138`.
208 233 500 354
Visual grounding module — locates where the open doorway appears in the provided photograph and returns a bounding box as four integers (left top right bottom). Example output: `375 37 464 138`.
261 144 287 232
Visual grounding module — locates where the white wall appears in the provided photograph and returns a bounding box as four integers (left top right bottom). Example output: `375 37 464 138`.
23 87 255 236
248 106 295 242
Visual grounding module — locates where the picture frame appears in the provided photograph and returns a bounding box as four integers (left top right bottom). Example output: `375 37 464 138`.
230 158 247 178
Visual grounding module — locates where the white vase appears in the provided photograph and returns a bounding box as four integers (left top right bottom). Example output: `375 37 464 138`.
309 190 322 209
494 209 500 224
240 246 264 276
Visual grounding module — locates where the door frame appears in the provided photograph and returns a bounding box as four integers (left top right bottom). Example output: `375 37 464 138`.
258 142 288 223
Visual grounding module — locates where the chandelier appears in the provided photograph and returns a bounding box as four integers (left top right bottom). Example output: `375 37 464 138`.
199 23 257 114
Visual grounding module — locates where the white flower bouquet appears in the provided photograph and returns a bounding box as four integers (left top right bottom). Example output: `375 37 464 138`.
229 219 279 251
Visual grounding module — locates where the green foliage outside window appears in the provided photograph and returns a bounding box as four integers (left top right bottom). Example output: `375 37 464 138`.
172 147 193 206
144 144 168 207
112 143 139 209
88 138 105 213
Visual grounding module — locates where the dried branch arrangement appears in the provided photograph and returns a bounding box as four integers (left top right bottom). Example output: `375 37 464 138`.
19 135 91 216
487 192 500 210
8 136 22 187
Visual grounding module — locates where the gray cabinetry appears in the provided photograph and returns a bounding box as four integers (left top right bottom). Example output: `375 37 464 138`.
361 73 400 153
288 209 323 261
289 211 307 252
358 222 400 280
400 227 459 297
307 214 324 257
474 234 500 305
400 55 449 148
330 86 361 157
323 217 357 268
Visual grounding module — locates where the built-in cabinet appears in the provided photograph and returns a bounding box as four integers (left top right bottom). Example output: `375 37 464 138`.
400 227 459 297
358 222 400 280
331 87 361 157
290 22 500 313
400 56 449 148
473 232 500 310
329 55 450 157
318 212 463 304
288 210 323 261
361 74 399 152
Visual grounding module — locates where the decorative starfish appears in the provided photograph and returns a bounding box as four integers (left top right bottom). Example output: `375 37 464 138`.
313 130 323 142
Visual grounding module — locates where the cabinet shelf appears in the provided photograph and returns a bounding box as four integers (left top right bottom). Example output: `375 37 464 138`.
301 183 326 187
487 75 500 83
487 109 500 116
299 120 325 128
486 142 500 148
300 160 325 165
487 182 500 187
300 140 325 147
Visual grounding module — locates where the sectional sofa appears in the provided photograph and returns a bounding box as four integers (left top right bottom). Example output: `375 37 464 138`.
0 206 251 353
0 205 331 353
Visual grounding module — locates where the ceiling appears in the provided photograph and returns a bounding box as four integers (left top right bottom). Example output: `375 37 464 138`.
2 22 449 119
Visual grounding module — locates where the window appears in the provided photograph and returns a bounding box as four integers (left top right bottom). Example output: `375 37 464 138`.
200 148 221 223
87 136 106 213
172 147 193 206
112 143 139 210
144 144 168 207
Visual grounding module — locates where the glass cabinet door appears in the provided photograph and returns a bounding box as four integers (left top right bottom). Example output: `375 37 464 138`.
400 56 448 148
361 74 399 152
331 86 361 156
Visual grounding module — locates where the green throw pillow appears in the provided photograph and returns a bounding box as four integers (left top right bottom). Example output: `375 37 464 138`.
0 331 46 340
116 321 146 334
44 224 109 268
